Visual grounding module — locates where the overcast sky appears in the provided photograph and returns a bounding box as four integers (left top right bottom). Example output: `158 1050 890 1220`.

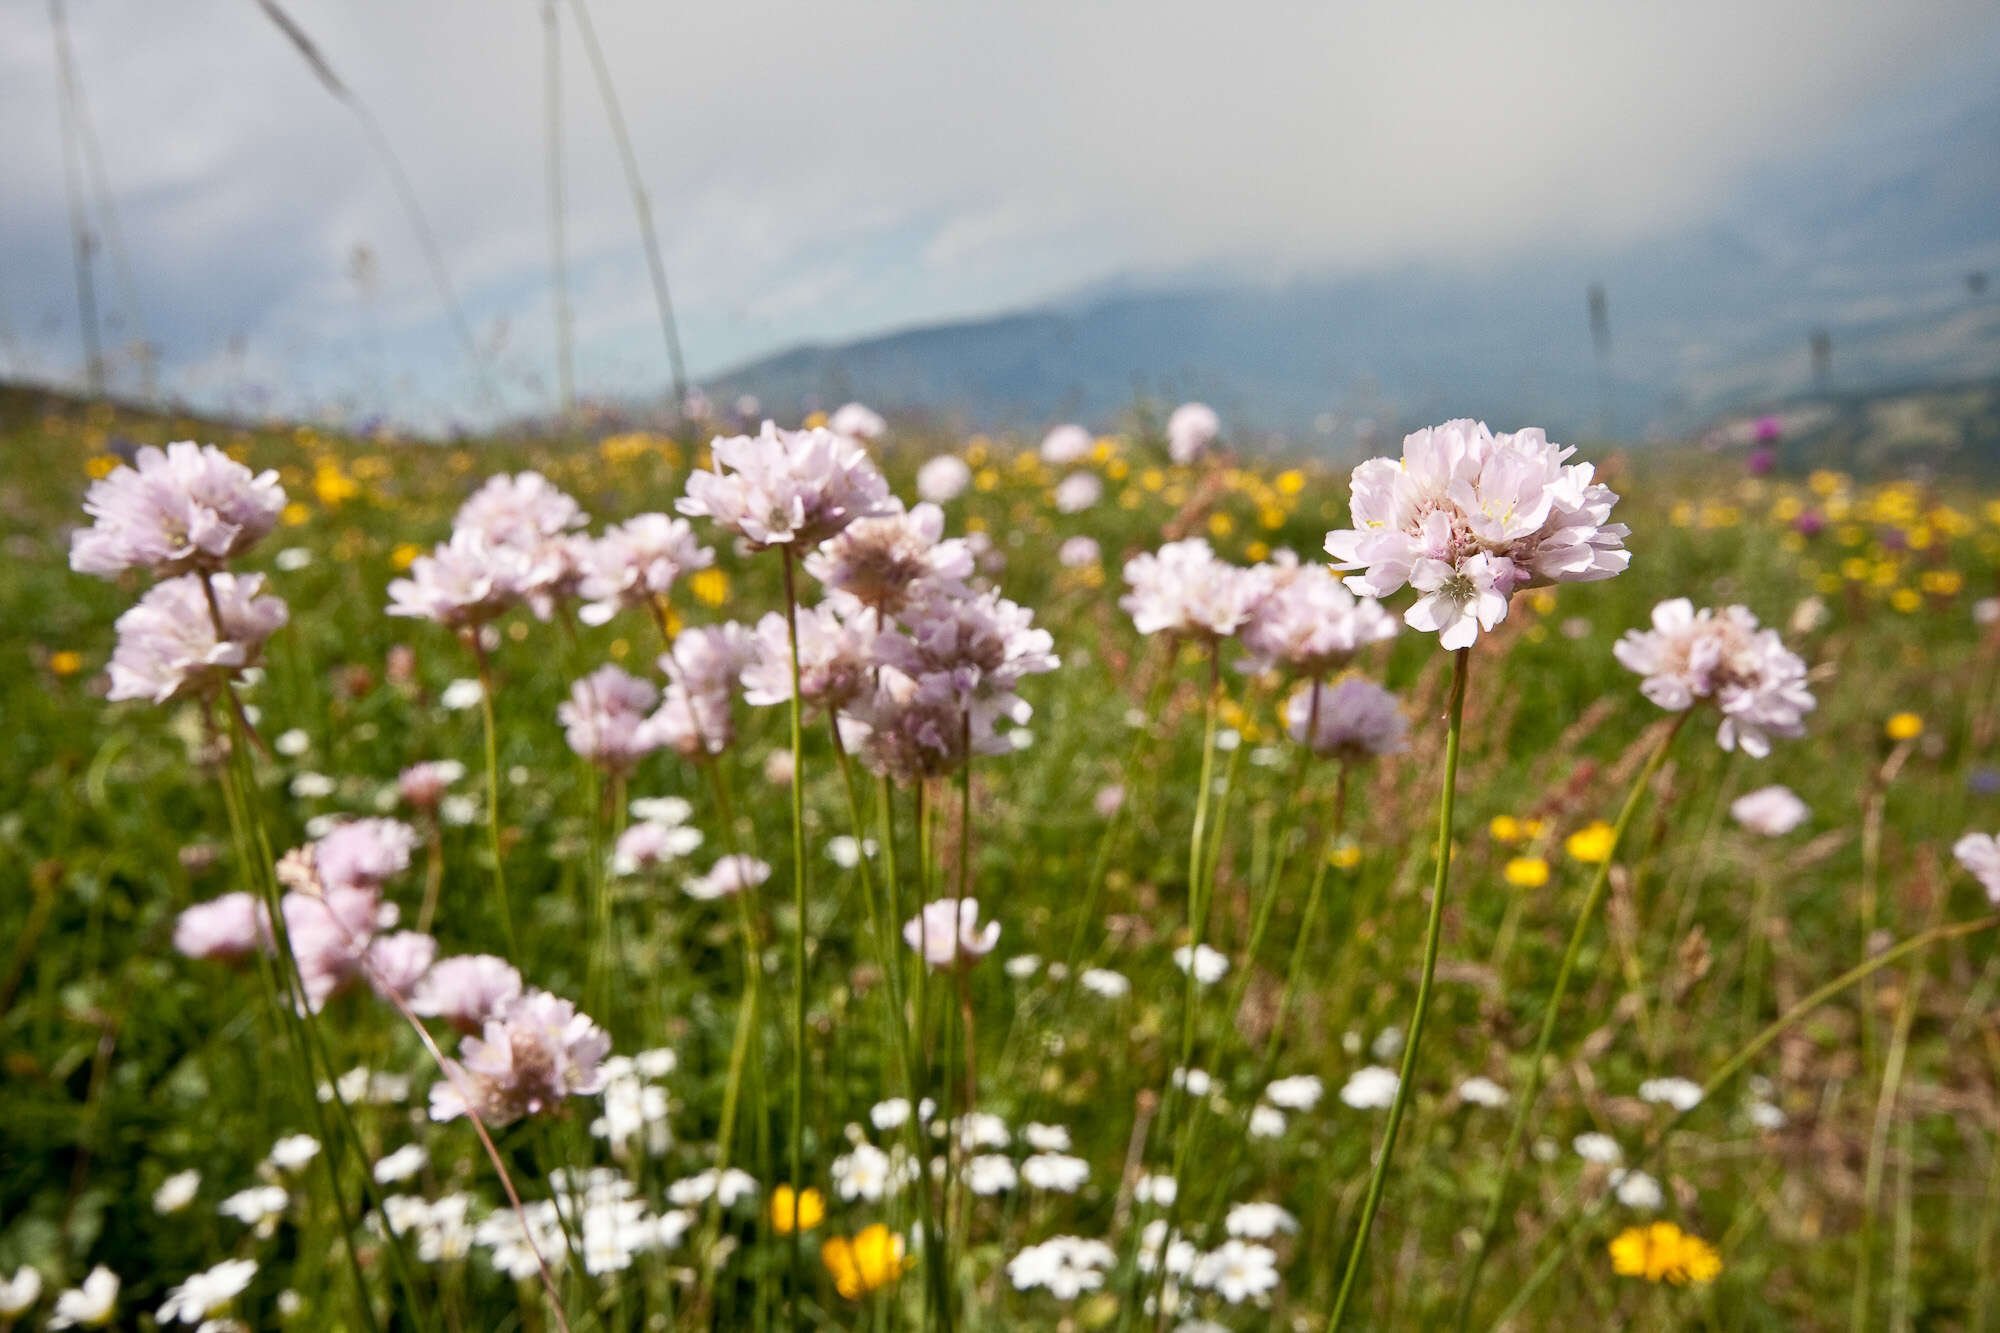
2 0 1995 428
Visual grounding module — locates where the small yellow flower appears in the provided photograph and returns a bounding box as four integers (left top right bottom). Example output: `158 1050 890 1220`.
1504 856 1550 889
974 468 1000 492
688 569 731 609
85 454 119 479
1889 588 1921 614
313 462 360 507
802 410 829 429
1489 815 1523 844
282 502 312 528
1608 1221 1721 1285
769 1185 825 1235
391 542 423 572
49 650 84 677
1275 468 1305 496
609 638 630 661
821 1223 911 1299
1207 512 1235 538
1244 541 1270 562
1564 821 1617 864
1885 712 1923 742
1328 840 1361 871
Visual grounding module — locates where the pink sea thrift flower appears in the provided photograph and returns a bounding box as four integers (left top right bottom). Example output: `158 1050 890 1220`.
411 955 524 1033
1052 473 1103 514
398 759 465 809
428 989 611 1125
841 668 1014 782
903 897 1001 969
1121 538 1257 639
1731 785 1809 836
875 586 1059 707
1955 833 2000 903
363 931 438 1001
386 529 542 627
683 854 771 901
70 442 285 577
106 573 288 704
646 622 757 756
1166 402 1220 465
805 500 973 616
173 892 268 960
558 666 663 773
740 602 878 715
1613 599 1816 756
1285 677 1407 760
314 819 418 892
1040 424 1094 466
576 515 714 627
916 455 972 503
1240 552 1398 675
677 421 893 548
829 402 887 441
1326 420 1630 650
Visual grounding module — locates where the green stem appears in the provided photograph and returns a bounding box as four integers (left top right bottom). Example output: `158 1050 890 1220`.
1450 711 1685 1329
469 632 519 958
1328 645 1469 1330
779 546 809 1330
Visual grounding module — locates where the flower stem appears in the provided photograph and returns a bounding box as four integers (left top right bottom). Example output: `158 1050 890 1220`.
779 545 809 1329
1449 711 1685 1330
468 632 519 959
1327 645 1469 1331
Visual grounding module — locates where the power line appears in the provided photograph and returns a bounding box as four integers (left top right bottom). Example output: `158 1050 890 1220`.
248 0 500 412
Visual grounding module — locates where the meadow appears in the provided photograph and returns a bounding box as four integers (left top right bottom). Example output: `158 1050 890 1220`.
4 384 2000 1331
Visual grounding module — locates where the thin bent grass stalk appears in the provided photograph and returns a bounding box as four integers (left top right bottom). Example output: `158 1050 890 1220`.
1974 1129 2000 1333
1486 911 2000 1331
779 544 809 1328
1450 711 1686 1330
468 630 520 958
1851 871 1947 1333
1327 645 1470 1331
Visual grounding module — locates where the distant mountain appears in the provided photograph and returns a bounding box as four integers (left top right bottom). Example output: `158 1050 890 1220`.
705 88 2000 450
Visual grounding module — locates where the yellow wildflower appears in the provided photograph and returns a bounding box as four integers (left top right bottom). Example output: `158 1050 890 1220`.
1884 712 1923 742
1889 588 1921 613
391 542 423 572
802 410 829 429
1207 512 1235 538
688 569 731 609
822 1224 911 1300
49 650 84 677
282 502 311 528
1489 815 1523 844
769 1185 825 1235
1504 856 1550 889
1609 1222 1721 1285
1276 468 1305 496
1564 821 1617 864
313 462 360 507
1328 841 1362 871
85 454 118 480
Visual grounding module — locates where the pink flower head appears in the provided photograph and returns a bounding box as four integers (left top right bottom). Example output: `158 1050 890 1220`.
281 878 398 1012
428 989 611 1125
740 602 879 715
644 622 756 756
805 500 973 617
1166 402 1220 465
411 954 524 1034
840 668 1015 783
1326 420 1629 650
829 402 887 441
558 665 663 773
916 455 972 504
875 586 1058 708
1040 424 1093 465
1956 833 2000 903
173 892 269 960
1239 552 1398 675
364 931 438 1001
71 441 285 578
106 572 289 705
386 529 543 627
610 818 703 875
1613 599 1816 757
677 421 893 549
398 759 465 809
1053 473 1102 514
1121 538 1257 639
1731 785 1809 837
683 854 771 901
314 819 418 892
1285 677 1407 760
576 514 714 627
454 472 588 551
1058 536 1100 569
903 896 1001 969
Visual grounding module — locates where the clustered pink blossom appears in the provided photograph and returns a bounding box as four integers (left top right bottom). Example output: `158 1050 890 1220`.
428 989 611 1125
740 603 878 714
1954 833 2000 904
1731 785 1809 837
1166 402 1220 465
1613 599 1816 756
1285 677 1408 760
829 401 887 441
576 514 714 627
1326 419 1630 650
684 854 772 901
558 666 663 773
1121 538 1259 639
647 623 758 756
70 442 285 578
411 955 525 1034
172 892 268 961
107 573 289 705
398 759 465 809
1239 552 1398 675
1040 423 1093 465
389 472 591 626
903 897 1001 969
677 421 893 548
916 455 972 503
313 818 418 892
805 501 973 616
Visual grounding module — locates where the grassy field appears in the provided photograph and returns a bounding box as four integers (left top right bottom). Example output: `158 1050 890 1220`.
4 383 2000 1331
